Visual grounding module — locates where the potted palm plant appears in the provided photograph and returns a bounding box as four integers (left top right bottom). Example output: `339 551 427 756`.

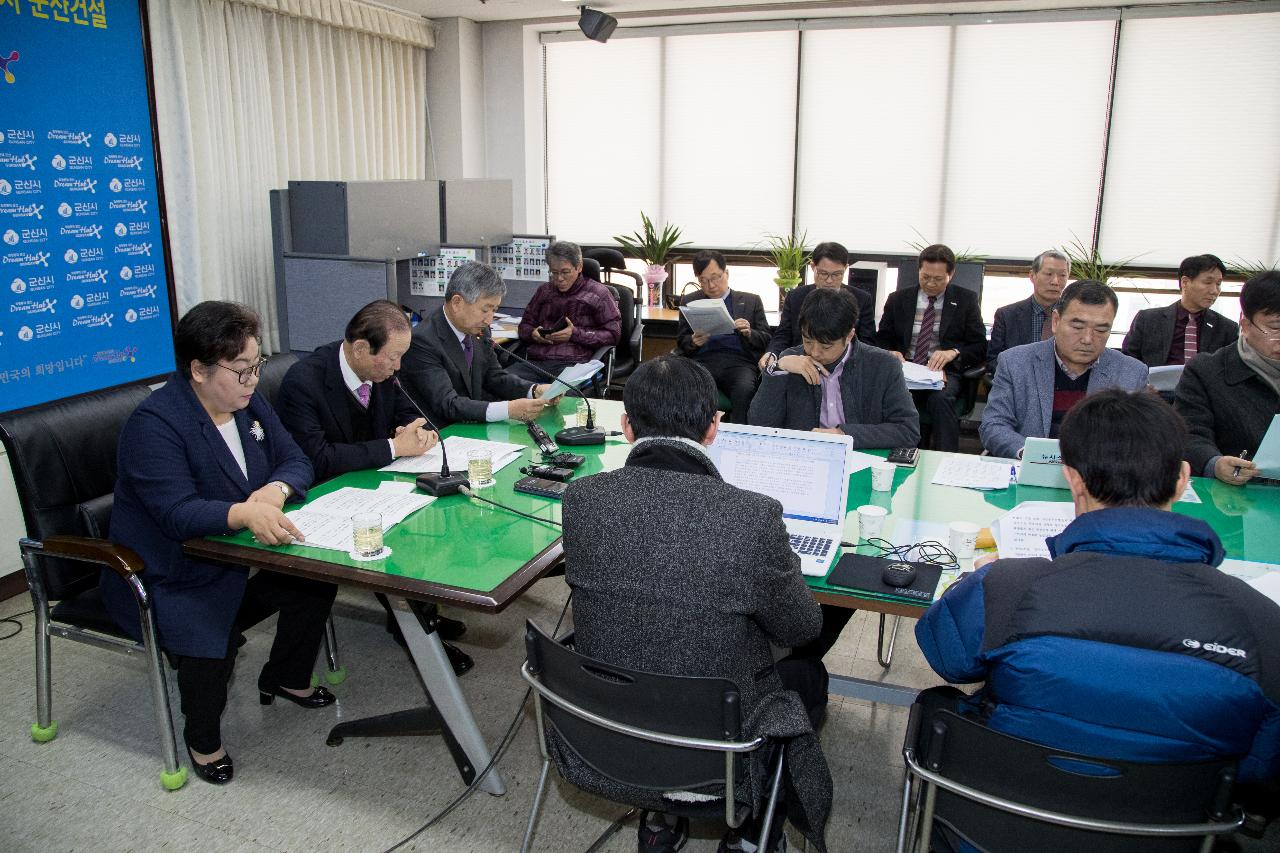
766 232 809 294
614 211 690 307
1061 234 1144 284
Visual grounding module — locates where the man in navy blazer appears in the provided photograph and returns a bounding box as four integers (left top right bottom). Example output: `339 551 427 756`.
400 262 554 427
987 249 1070 369
1122 253 1239 368
762 241 876 364
277 299 437 484
981 280 1149 459
875 244 988 452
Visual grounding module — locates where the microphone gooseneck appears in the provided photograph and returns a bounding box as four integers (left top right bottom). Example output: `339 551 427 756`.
392 375 453 476
486 336 605 445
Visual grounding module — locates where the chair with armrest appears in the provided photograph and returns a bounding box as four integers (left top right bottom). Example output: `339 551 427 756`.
585 247 644 302
897 703 1244 853
1 384 188 790
519 619 788 853
603 282 643 398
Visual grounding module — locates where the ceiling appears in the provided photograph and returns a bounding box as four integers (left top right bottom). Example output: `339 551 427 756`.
374 0 1219 28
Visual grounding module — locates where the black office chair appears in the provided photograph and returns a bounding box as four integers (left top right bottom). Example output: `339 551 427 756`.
519 620 787 853
603 282 644 398
897 703 1244 853
0 384 188 790
585 247 645 302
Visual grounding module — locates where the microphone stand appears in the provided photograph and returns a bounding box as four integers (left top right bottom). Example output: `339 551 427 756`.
487 338 605 446
392 376 469 496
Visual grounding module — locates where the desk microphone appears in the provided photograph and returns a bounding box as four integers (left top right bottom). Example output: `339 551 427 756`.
391 376 468 496
486 338 605 446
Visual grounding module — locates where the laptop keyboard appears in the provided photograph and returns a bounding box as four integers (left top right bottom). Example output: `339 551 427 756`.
790 534 833 558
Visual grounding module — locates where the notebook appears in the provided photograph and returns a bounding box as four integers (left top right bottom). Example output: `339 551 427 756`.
707 423 853 576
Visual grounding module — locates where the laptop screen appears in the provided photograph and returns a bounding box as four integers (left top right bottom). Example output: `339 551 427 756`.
707 427 848 525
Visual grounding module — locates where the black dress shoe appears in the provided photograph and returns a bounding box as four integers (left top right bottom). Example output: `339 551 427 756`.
435 614 467 641
188 748 234 785
258 684 337 708
444 641 474 676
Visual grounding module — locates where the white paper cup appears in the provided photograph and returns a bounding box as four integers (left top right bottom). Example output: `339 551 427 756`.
871 461 896 492
948 521 981 559
857 504 888 540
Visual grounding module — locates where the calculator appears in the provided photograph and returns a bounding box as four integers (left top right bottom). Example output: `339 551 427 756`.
886 447 920 467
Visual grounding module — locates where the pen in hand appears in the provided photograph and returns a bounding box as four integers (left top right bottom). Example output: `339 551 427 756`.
1232 449 1250 479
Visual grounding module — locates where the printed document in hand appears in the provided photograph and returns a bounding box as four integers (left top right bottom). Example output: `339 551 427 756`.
678 299 736 336
539 360 604 400
990 501 1076 559
379 436 524 475
1147 364 1185 393
1253 414 1280 478
286 487 435 551
901 361 945 390
931 456 1013 491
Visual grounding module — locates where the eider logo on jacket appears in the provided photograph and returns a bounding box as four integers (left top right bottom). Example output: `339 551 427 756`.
1183 638 1246 658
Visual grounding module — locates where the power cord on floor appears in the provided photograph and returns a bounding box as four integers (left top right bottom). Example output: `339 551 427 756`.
0 609 34 641
384 592 573 853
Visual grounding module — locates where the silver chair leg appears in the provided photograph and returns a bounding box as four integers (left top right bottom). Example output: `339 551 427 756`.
896 769 913 853
755 746 787 852
520 759 552 853
321 615 345 682
877 614 901 669
139 605 184 787
23 550 55 741
914 781 938 853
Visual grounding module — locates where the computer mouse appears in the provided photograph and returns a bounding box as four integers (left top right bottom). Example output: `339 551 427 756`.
882 561 917 588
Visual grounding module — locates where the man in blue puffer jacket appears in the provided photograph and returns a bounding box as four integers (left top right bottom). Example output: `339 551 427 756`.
917 389 1280 826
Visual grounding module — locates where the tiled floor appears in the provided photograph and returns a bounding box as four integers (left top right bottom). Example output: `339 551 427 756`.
1 586 1273 852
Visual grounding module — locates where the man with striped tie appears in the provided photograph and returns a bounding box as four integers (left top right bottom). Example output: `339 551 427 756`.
875 244 988 451
1122 253 1239 368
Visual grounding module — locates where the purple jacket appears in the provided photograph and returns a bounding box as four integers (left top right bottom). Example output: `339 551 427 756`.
518 276 621 363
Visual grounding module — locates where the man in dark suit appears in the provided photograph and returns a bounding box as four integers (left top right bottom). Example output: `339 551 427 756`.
676 249 771 423
1123 253 1239 367
1175 271 1280 486
761 241 875 366
561 355 830 853
276 300 473 674
400 262 555 427
988 249 1070 369
875 244 988 452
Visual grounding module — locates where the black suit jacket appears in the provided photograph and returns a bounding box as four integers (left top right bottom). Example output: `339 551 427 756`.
675 289 771 361
276 341 420 484
768 284 875 355
399 308 534 426
1122 303 1239 367
988 295 1048 368
875 284 988 373
1174 344 1279 476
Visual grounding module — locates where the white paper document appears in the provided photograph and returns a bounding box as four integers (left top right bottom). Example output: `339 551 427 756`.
1147 364 1185 393
1176 483 1201 504
379 436 525 475
678 298 736 336
901 361 945 390
990 501 1076 559
1247 572 1280 608
539 360 604 400
1253 414 1280 478
376 480 418 494
931 456 1014 491
285 487 435 551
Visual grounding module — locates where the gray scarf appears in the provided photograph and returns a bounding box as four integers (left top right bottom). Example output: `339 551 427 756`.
1238 334 1280 399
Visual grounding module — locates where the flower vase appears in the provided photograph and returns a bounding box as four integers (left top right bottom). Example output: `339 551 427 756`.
643 264 669 308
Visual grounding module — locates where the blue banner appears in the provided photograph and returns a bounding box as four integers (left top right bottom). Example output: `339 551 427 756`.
0 0 175 413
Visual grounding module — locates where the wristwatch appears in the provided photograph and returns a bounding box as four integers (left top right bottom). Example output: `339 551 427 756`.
272 481 292 500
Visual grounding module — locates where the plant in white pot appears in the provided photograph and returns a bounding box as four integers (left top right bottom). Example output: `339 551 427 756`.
613 211 689 306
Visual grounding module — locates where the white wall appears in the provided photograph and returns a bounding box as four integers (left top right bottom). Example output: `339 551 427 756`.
426 17 488 179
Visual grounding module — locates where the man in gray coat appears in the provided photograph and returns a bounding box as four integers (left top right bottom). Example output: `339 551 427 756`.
561 355 831 853
749 287 920 449
981 280 1149 459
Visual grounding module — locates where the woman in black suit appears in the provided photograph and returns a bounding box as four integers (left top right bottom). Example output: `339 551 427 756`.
103 301 337 785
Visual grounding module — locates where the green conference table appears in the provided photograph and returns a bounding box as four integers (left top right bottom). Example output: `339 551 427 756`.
184 397 630 796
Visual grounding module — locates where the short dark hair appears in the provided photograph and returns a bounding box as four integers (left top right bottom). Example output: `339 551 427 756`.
1177 254 1227 284
623 356 718 442
1059 389 1186 507
810 241 849 267
345 299 411 354
1057 279 1118 314
1241 271 1280 321
799 287 859 344
174 301 260 380
917 244 956 273
692 249 727 277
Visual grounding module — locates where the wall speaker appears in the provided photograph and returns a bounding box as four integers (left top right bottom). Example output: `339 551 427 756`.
579 7 618 43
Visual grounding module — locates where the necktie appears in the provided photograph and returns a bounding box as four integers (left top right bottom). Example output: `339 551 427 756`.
913 296 937 365
356 382 371 408
1184 313 1199 363
463 334 474 368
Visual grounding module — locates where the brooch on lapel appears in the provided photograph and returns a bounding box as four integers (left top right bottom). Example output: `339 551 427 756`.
249 420 265 442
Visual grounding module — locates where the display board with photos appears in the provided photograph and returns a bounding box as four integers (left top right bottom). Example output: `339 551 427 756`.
408 246 481 297
0 0 176 413
489 235 553 281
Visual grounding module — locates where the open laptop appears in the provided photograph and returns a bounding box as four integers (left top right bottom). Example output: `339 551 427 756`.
706 423 853 577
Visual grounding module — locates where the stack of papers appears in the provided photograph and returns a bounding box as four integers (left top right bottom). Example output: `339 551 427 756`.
379 436 524 475
989 501 1076 559
931 456 1014 491
540 360 604 400
286 487 435 551
678 299 736 336
901 361 945 390
1219 558 1280 608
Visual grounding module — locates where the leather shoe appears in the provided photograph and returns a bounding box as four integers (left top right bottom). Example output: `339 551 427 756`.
259 684 336 708
436 614 467 641
444 641 474 676
188 748 234 785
